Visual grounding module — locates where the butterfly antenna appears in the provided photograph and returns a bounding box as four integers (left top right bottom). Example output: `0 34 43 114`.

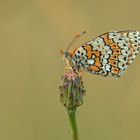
66 30 86 51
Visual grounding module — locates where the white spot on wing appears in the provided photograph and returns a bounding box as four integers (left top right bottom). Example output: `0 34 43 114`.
87 59 95 64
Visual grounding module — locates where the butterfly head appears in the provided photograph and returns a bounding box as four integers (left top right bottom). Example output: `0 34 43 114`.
60 49 71 59
60 31 86 72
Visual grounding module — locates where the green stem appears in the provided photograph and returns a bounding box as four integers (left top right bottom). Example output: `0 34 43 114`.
67 109 78 140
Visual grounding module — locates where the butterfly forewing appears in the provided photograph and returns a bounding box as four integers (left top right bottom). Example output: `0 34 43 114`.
71 30 140 77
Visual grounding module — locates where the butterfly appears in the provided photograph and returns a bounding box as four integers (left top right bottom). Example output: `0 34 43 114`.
61 30 140 77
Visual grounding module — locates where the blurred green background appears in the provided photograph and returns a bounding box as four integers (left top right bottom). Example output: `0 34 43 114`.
0 0 140 140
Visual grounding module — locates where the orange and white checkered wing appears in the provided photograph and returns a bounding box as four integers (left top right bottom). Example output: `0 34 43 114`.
71 30 140 77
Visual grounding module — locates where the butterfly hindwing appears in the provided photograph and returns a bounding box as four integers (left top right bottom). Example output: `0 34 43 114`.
71 30 140 77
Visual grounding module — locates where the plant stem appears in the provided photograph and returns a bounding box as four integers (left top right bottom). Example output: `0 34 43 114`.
67 109 78 140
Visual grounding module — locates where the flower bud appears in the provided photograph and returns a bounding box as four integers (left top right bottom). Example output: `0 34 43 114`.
59 69 86 111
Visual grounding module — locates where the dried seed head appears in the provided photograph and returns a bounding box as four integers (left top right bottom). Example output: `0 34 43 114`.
59 69 86 111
